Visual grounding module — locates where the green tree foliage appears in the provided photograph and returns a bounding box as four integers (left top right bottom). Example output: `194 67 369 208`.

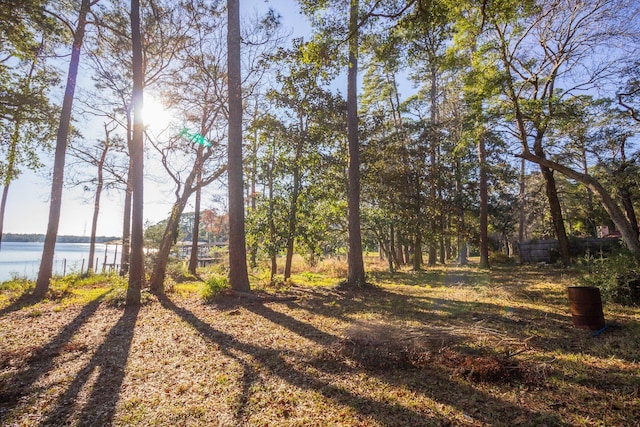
0 0 62 248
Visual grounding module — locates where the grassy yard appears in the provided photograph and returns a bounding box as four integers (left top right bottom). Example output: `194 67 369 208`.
0 260 639 426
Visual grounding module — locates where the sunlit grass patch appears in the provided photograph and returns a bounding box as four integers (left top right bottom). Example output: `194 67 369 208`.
172 281 202 297
0 275 33 308
290 271 341 287
310 257 347 278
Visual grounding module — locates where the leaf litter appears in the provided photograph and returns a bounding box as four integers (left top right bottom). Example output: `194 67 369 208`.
0 265 639 426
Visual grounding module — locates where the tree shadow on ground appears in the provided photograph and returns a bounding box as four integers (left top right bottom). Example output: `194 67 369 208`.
0 291 42 316
246 298 566 425
0 292 108 423
37 304 139 427
280 283 640 372
284 283 571 327
161 294 559 426
158 295 453 426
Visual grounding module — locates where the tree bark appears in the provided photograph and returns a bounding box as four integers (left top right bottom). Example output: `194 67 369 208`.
284 140 303 280
412 231 422 270
345 0 365 286
616 159 639 239
619 184 639 239
478 132 490 269
518 158 526 242
227 0 250 292
0 184 9 251
150 201 188 291
120 165 132 276
533 135 571 265
579 145 597 237
428 66 438 267
188 163 203 275
35 0 92 298
87 133 109 274
454 158 467 265
126 0 145 305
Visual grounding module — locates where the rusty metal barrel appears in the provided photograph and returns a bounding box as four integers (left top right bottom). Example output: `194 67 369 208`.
567 286 606 330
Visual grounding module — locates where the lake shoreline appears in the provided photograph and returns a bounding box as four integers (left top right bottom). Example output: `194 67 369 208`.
0 242 120 282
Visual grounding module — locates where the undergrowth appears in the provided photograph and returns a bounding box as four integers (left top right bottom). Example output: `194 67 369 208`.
200 274 229 302
581 251 640 305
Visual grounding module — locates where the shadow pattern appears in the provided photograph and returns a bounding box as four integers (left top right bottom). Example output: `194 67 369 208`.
0 293 108 423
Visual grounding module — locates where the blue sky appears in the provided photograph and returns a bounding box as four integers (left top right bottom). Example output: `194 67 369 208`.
4 0 310 237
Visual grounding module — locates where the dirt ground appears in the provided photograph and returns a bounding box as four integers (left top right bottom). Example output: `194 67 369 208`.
1 266 639 426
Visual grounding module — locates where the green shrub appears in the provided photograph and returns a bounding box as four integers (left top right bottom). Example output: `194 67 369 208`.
201 274 229 302
581 251 640 306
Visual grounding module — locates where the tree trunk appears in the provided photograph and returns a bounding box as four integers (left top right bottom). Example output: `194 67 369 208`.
518 157 526 242
427 236 437 265
478 132 490 269
412 231 422 271
150 200 189 292
346 0 365 286
119 110 133 276
403 244 411 268
150 152 223 291
120 168 132 276
126 0 145 305
427 65 439 267
35 0 91 298
87 139 109 274
620 185 639 239
455 159 468 265
249 129 258 268
533 136 570 266
579 146 597 237
284 137 304 280
188 164 203 275
227 0 250 292
0 184 9 251
395 230 404 267
616 160 639 239
267 152 277 283
439 209 446 264
389 222 397 272
188 186 201 275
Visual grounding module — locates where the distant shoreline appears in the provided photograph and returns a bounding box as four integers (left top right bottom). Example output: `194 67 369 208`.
1 233 121 244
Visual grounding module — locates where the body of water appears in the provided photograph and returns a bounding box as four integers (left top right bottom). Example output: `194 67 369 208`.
0 242 120 282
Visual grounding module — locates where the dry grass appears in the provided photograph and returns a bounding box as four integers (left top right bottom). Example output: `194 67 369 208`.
1 262 639 426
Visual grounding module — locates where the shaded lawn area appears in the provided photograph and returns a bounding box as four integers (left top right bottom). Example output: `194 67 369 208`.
1 264 639 426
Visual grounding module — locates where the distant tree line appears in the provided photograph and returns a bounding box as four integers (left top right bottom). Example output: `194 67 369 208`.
2 233 120 244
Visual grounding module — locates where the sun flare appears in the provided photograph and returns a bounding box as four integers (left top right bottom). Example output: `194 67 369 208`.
142 95 175 133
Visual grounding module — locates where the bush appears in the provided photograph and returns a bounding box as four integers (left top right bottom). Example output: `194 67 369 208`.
201 274 229 302
581 251 640 306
